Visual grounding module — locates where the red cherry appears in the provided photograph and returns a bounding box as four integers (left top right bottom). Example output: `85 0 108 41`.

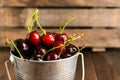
55 33 68 42
47 52 58 60
42 33 55 46
46 32 57 38
53 41 65 54
26 31 41 46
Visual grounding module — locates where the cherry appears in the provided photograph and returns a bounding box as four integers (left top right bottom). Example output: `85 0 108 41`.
42 33 55 46
53 41 65 55
60 53 72 59
11 39 30 58
46 32 57 38
47 52 58 60
55 33 68 42
26 31 41 46
33 46 46 60
65 44 78 55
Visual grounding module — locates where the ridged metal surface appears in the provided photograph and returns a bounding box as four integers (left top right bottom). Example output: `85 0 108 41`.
12 53 79 80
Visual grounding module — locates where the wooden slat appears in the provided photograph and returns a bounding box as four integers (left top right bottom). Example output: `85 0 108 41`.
75 53 98 80
0 48 15 80
2 0 120 7
0 29 120 48
1 8 120 27
92 52 120 80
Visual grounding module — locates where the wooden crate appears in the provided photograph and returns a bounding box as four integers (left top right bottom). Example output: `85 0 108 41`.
0 0 120 52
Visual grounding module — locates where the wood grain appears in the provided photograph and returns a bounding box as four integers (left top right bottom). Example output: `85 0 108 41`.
1 8 120 27
2 0 120 7
92 52 120 80
0 29 120 48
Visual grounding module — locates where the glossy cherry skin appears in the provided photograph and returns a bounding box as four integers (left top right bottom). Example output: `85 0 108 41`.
55 33 68 42
65 44 78 55
26 31 41 46
53 41 66 55
42 33 55 46
11 39 30 58
47 52 58 60
33 46 46 60
60 44 78 58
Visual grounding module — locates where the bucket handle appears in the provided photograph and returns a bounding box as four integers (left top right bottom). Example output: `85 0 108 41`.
5 60 12 80
78 53 85 80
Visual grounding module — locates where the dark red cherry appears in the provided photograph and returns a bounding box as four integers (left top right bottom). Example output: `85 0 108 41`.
47 52 58 60
33 46 46 60
53 41 65 54
11 39 30 58
65 44 78 55
55 33 68 42
60 53 72 59
46 32 57 38
26 31 41 46
42 33 55 46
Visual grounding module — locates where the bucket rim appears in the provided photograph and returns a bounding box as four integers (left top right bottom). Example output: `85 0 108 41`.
10 52 82 63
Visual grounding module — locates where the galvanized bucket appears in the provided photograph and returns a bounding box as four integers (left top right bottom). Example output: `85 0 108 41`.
5 52 85 80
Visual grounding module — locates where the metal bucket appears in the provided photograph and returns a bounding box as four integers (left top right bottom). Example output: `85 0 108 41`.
5 52 85 80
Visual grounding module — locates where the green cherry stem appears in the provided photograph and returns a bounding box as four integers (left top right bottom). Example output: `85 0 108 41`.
27 10 36 33
59 20 62 33
36 19 46 35
57 34 84 58
78 45 86 52
60 17 74 34
41 45 63 59
5 38 23 59
33 9 46 35
11 41 24 59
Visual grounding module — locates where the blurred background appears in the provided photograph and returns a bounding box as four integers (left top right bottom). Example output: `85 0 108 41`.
0 0 120 80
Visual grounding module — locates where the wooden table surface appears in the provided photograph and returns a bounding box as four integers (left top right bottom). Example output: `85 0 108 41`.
0 48 120 80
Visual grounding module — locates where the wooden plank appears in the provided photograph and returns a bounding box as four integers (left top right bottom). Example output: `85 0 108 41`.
0 0 3 7
0 29 120 48
1 8 120 27
75 52 98 80
106 49 120 72
0 48 15 80
2 0 120 7
92 52 120 80
92 47 106 52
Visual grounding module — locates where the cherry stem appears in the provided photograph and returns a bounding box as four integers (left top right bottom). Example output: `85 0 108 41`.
57 34 84 58
27 10 36 33
78 45 86 52
60 17 74 34
65 34 83 45
41 45 63 59
27 9 46 35
5 38 23 59
34 9 46 35
59 20 62 33
73 45 86 55
57 45 66 58
11 41 24 59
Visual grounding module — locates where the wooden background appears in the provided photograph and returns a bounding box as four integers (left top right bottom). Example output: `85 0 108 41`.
0 0 120 80
0 0 120 51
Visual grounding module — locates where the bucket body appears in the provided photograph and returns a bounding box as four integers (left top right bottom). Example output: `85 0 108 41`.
11 53 80 80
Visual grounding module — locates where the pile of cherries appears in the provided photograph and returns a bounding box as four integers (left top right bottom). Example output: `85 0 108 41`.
7 9 84 61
